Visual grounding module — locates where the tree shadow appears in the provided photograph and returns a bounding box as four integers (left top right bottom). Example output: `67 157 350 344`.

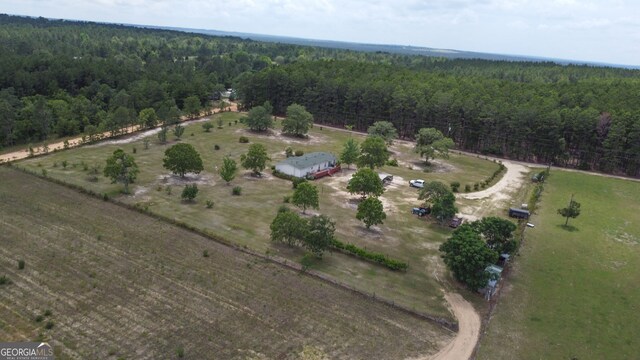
557 224 579 232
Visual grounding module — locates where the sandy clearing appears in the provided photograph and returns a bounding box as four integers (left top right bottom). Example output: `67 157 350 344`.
456 160 529 223
459 161 528 201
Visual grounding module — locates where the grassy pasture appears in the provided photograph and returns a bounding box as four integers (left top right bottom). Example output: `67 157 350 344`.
476 171 640 360
0 167 454 359
17 112 501 317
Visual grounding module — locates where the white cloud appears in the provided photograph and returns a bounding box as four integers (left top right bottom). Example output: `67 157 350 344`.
1 0 639 65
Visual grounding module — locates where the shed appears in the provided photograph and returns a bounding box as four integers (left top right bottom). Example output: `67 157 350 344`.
378 173 393 185
275 152 337 178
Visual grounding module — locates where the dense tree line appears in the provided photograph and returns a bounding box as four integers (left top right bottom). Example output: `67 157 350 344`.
2 14 640 176
237 60 640 176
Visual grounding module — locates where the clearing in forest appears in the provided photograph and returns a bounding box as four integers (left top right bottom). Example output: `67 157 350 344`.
17 112 504 318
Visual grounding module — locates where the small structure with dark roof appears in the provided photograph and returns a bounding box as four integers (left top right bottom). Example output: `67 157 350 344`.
275 152 337 178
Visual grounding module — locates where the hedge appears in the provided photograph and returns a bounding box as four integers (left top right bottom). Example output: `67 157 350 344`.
331 239 408 271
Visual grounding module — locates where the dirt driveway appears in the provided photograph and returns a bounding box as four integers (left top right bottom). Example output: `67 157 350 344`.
0 103 238 163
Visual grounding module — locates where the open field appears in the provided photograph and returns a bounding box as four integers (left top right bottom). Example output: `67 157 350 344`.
17 112 503 318
0 167 454 359
476 170 640 360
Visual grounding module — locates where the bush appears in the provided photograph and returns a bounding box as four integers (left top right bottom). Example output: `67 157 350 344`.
272 169 295 181
232 186 242 196
285 147 293 157
203 250 209 257
330 239 408 271
239 136 249 143
465 184 471 192
294 149 304 157
43 309 52 317
283 195 291 203
473 183 479 191
202 122 214 132
181 184 198 201
0 275 10 285
18 259 25 270
35 315 44 322
132 147 137 154
176 347 184 358
205 200 214 208
44 321 54 330
62 160 68 169
292 177 307 189
450 181 461 192
214 144 220 150
385 158 399 167
41 169 47 177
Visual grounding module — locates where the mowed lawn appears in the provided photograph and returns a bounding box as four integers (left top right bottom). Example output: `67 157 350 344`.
477 171 640 360
0 167 454 359
17 112 501 317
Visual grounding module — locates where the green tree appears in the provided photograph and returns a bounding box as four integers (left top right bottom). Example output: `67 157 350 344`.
470 217 517 254
181 183 199 201
340 138 359 169
219 156 237 185
157 126 168 143
183 96 201 118
558 194 581 226
368 121 398 144
415 128 455 164
241 143 270 175
356 196 386 229
173 124 185 139
270 208 308 246
347 168 384 198
242 105 273 132
282 103 313 137
419 181 458 224
202 122 214 132
163 143 204 177
357 136 389 169
138 108 158 129
292 182 319 214
304 215 335 258
103 149 139 194
439 225 499 290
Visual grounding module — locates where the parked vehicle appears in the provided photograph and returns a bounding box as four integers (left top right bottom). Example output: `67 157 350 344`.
509 208 530 219
411 207 431 217
449 217 463 228
409 179 425 188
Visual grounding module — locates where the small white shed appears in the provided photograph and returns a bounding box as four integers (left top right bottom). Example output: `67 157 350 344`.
275 152 337 178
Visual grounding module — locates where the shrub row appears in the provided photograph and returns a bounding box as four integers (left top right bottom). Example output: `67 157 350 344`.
459 162 507 193
330 239 408 271
271 169 296 181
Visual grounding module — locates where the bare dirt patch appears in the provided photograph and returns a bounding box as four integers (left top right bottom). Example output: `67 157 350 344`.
157 172 217 186
234 128 329 146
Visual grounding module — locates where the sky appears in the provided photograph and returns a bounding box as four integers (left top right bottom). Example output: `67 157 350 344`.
2 0 640 66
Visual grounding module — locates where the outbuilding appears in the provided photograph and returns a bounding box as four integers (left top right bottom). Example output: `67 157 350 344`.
275 152 337 178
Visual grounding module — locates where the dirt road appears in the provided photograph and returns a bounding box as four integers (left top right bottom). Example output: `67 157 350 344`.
427 293 481 360
0 102 238 163
456 160 530 222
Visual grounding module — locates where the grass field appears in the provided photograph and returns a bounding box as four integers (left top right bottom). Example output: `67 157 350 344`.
17 112 502 318
0 167 454 359
476 170 640 360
